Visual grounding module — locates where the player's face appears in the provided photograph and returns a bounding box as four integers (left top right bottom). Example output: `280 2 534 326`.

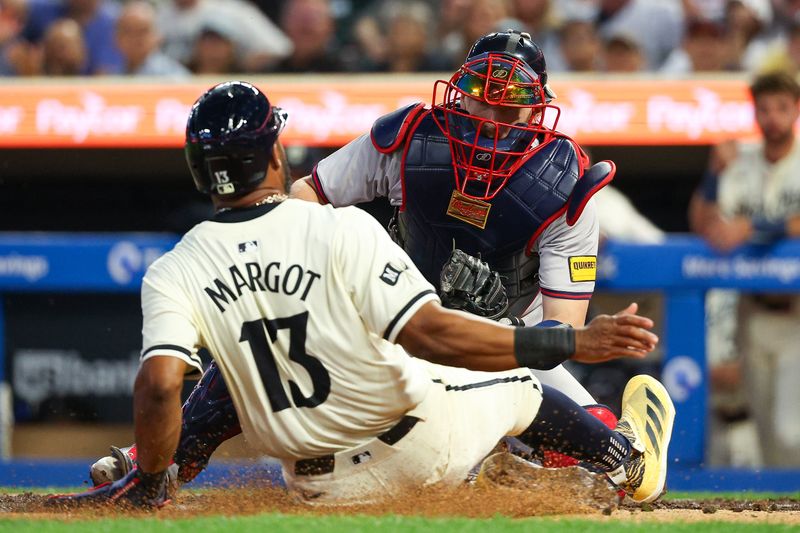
461 96 534 139
754 92 800 145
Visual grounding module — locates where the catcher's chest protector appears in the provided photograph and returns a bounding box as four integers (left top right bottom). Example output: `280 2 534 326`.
378 109 586 316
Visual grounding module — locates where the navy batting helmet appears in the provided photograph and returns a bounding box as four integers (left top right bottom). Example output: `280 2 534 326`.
185 81 287 196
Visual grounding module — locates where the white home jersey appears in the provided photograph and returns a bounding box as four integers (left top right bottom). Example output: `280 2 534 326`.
313 132 599 306
140 200 438 460
718 140 800 219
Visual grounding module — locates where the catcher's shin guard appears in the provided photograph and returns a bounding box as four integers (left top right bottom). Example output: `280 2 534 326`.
542 404 618 468
174 360 242 483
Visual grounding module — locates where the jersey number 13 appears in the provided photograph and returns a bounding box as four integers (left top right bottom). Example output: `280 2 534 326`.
239 311 331 412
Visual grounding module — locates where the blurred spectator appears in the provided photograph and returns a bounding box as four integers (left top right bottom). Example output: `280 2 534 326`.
507 0 559 38
437 0 473 67
463 0 512 55
0 0 28 75
596 0 684 69
363 1 450 73
188 20 239 74
682 0 726 20
250 0 286 22
430 0 513 68
115 0 188 77
556 17 601 72
771 0 800 35
21 0 122 74
725 0 773 70
273 0 344 73
603 32 645 72
157 0 292 72
689 71 800 466
757 18 800 74
41 17 85 74
661 18 731 74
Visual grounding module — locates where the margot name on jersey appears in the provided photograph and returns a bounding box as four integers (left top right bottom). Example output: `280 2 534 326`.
203 261 322 312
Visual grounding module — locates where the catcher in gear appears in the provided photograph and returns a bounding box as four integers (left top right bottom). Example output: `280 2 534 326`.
293 29 620 463
51 81 674 509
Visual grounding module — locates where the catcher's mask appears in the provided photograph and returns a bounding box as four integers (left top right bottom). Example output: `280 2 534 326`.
432 31 560 200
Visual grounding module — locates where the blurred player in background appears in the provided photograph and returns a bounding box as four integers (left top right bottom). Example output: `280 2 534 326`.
690 70 800 466
52 81 673 509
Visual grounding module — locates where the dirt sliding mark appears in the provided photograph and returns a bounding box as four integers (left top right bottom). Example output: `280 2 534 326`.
1 488 799 523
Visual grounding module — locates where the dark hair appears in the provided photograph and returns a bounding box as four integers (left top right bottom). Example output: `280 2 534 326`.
750 71 800 102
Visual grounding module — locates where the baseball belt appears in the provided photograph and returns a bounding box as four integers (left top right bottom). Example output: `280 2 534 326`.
294 415 421 476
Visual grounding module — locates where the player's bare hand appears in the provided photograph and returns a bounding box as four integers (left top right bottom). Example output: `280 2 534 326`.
572 303 658 364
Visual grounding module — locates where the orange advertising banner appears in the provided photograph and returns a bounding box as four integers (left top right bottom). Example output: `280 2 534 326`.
0 76 758 148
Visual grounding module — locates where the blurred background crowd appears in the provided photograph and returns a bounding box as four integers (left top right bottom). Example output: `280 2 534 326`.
4 0 800 77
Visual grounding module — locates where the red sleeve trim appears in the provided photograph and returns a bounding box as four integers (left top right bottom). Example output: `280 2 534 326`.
310 165 331 205
525 205 567 255
540 288 594 300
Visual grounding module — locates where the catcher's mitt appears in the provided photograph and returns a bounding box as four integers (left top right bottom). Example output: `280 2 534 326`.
440 249 509 320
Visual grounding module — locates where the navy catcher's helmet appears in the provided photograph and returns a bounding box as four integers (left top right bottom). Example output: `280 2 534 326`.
185 81 287 196
431 30 559 200
466 30 555 101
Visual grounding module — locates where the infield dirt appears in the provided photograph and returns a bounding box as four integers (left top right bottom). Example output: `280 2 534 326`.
1 485 799 524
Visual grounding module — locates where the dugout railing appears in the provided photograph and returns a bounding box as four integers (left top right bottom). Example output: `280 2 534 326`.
0 233 799 491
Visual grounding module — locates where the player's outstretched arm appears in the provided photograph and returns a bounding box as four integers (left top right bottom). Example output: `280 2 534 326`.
134 356 187 474
46 356 187 509
396 301 657 372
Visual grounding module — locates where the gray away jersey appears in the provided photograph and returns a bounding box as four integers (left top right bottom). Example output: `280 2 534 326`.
313 133 599 302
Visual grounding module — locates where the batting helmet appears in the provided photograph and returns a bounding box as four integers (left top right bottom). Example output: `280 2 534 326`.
185 81 287 196
432 30 559 200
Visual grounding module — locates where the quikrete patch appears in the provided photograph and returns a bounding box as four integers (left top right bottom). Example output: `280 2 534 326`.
568 255 597 282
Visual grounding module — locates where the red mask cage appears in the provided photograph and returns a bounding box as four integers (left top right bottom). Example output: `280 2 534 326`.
432 53 561 200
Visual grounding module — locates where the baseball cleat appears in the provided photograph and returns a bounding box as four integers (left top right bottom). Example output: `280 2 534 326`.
90 445 136 486
607 375 675 503
90 444 179 495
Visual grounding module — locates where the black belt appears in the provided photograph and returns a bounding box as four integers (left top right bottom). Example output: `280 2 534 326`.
294 415 421 476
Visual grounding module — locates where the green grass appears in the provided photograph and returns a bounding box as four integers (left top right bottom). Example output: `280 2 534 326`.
0 490 797 532
0 515 798 533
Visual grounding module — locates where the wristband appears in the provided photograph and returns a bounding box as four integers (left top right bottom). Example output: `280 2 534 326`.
751 217 786 244
513 326 575 370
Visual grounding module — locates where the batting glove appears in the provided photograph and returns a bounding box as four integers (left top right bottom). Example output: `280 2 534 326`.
47 467 170 509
